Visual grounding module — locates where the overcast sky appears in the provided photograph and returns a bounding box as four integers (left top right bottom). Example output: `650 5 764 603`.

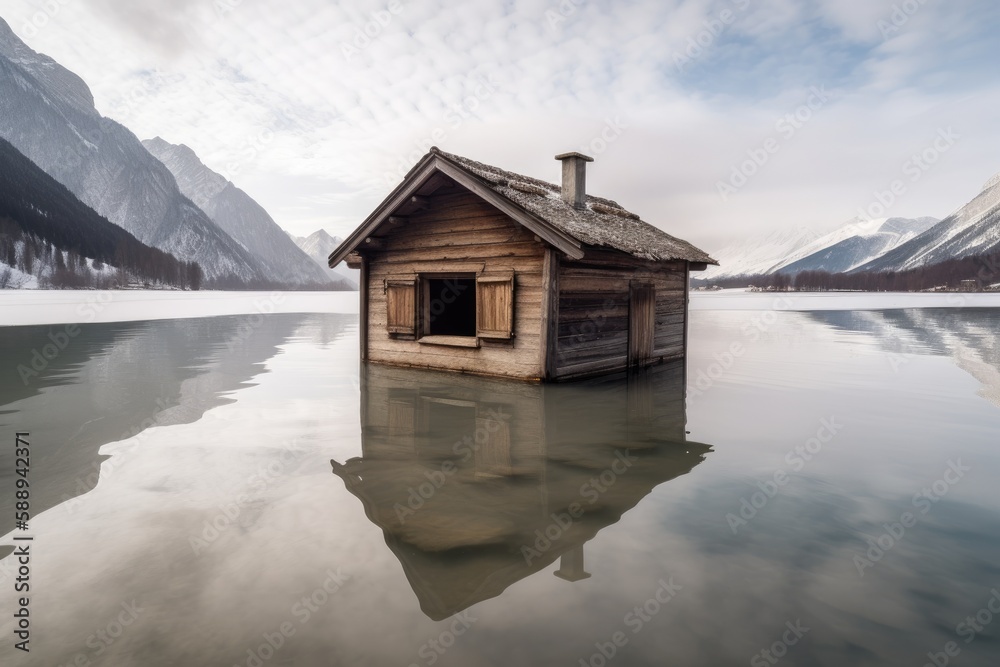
2 0 999 251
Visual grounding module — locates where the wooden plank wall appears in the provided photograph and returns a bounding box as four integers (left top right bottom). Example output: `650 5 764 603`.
554 249 687 380
366 185 546 380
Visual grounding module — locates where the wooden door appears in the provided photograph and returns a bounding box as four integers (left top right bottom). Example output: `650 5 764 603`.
628 282 655 368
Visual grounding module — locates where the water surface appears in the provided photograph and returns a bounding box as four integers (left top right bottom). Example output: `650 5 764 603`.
0 300 998 666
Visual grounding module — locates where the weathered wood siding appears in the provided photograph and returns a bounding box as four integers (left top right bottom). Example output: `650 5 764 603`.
554 249 687 380
365 186 547 380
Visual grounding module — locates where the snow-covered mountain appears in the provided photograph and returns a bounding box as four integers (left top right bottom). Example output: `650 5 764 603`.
288 229 358 289
699 226 822 280
701 216 939 280
142 137 336 288
0 17 266 285
0 135 196 290
853 175 1000 273
775 216 939 274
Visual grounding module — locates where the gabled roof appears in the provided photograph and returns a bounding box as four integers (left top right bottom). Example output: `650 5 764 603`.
329 147 717 267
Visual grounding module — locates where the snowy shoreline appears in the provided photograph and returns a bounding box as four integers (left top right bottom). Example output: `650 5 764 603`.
690 289 1000 311
3 289 1000 328
0 290 358 326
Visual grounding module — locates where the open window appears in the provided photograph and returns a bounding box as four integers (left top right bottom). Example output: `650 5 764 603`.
423 275 477 337
386 273 515 344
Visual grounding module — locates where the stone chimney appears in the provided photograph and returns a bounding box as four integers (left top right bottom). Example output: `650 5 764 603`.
555 152 594 210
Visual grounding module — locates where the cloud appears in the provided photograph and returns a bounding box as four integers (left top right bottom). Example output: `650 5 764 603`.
83 0 208 56
4 0 1000 246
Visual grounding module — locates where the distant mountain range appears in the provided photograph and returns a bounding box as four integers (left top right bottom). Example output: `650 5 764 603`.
703 173 1000 281
287 229 358 288
142 137 347 288
779 216 940 275
701 227 822 280
851 175 1000 274
0 18 267 286
0 16 349 290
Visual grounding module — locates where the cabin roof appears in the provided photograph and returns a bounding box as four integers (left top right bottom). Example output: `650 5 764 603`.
329 147 717 267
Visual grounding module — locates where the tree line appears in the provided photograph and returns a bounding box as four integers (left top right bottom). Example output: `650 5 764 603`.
695 250 1000 292
0 137 201 289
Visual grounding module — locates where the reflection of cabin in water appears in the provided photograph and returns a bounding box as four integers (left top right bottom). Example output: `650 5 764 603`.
330 362 711 620
328 148 716 381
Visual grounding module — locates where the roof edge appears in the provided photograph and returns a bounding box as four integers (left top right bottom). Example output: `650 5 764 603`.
329 151 584 267
328 150 438 267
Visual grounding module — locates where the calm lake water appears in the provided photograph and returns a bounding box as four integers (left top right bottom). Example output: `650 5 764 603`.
1 295 999 666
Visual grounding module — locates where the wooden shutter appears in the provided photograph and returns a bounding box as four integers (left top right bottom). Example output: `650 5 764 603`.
386 278 416 335
476 274 514 339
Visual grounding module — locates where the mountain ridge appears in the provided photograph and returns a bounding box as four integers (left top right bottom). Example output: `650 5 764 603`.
776 216 939 275
702 214 949 281
853 175 1000 273
0 16 267 286
142 136 340 288
0 136 196 289
288 229 358 289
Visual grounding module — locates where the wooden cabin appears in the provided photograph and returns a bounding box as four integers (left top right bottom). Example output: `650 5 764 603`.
330 362 711 619
329 147 717 381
